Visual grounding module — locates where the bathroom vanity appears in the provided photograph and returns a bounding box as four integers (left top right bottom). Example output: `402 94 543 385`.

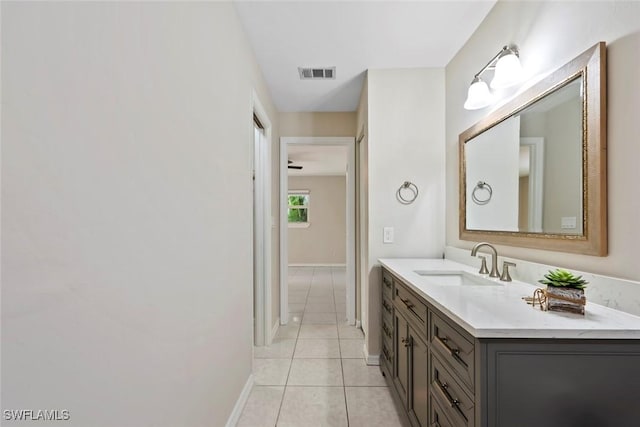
379 258 640 427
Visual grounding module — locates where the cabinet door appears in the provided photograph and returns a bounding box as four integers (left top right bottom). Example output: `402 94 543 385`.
394 310 409 406
485 340 640 427
409 326 429 427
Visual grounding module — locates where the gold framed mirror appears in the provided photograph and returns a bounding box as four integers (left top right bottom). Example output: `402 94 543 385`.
459 42 607 255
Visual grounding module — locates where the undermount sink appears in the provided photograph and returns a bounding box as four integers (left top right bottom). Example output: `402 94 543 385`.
413 270 501 286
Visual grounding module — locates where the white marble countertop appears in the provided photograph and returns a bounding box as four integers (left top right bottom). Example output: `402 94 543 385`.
379 258 640 339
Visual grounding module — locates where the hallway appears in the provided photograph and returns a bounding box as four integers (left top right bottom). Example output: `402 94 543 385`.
237 267 406 427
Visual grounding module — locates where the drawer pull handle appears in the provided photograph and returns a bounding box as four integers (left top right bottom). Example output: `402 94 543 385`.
382 323 392 339
401 337 413 348
382 347 393 364
435 379 460 409
382 300 392 313
434 335 468 368
434 378 469 422
401 298 425 322
401 298 414 309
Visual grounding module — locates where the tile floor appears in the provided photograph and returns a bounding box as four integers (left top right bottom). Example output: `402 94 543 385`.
237 266 407 427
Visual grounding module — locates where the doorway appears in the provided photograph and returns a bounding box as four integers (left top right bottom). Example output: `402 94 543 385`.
279 137 356 326
252 93 272 346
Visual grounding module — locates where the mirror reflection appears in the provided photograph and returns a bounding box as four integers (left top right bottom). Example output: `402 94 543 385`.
465 76 583 235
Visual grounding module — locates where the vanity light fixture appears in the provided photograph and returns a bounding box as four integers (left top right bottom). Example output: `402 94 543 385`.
464 45 523 110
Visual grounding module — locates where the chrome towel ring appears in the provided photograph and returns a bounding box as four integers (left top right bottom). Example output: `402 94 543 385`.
472 181 492 205
397 181 419 205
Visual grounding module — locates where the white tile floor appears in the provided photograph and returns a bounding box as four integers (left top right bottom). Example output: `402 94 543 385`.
237 266 407 427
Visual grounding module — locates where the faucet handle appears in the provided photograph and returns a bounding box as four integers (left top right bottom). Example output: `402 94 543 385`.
500 261 516 282
478 256 489 275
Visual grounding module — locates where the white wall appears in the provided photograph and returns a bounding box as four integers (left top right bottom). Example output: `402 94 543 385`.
356 77 369 329
363 68 446 359
288 176 347 265
1 2 278 426
446 1 640 282
541 97 583 234
279 112 357 137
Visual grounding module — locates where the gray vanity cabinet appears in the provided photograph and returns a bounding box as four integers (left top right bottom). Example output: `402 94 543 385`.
482 339 640 427
382 269 477 427
381 271 394 378
408 327 429 427
386 270 431 427
393 309 409 404
393 308 430 427
381 267 640 427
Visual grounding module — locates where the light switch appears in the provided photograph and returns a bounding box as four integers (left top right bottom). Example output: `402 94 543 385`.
561 217 577 229
383 227 394 244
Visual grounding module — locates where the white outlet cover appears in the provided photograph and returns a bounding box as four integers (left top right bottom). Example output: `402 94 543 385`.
561 216 577 229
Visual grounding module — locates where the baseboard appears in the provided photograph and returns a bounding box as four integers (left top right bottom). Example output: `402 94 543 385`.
363 342 380 366
271 317 280 341
288 263 347 267
225 374 254 427
355 319 362 329
365 353 380 366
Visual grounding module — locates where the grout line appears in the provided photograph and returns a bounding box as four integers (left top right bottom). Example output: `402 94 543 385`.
282 385 347 387
273 280 305 427
337 315 350 427
272 384 287 426
334 271 351 427
281 267 356 425
341 354 350 425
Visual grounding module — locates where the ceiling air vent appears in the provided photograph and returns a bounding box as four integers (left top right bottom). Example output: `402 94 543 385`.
298 67 336 80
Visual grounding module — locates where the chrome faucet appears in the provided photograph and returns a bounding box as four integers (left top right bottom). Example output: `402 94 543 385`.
471 242 500 278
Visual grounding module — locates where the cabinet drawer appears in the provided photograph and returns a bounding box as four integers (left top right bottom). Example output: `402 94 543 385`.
431 314 475 390
430 394 459 427
394 280 428 333
382 271 394 299
431 354 475 427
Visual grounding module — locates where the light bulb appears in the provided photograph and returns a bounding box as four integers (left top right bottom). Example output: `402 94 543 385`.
491 50 523 89
464 77 494 110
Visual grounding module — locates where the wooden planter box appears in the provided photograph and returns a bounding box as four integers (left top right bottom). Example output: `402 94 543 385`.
546 286 586 315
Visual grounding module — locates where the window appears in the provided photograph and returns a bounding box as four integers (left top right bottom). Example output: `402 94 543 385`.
288 190 310 228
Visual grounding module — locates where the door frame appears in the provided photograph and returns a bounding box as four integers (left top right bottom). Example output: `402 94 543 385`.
252 91 272 346
279 137 356 325
520 137 544 232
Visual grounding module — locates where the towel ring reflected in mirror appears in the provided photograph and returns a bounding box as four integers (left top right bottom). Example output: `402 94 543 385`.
397 181 419 204
472 181 492 205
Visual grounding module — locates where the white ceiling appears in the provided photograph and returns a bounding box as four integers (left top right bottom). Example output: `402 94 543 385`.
287 145 347 176
234 0 497 112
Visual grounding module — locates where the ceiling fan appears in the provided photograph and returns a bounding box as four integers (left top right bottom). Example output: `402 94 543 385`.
288 160 303 170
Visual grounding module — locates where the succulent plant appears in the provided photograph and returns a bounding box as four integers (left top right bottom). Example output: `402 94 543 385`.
538 269 588 290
